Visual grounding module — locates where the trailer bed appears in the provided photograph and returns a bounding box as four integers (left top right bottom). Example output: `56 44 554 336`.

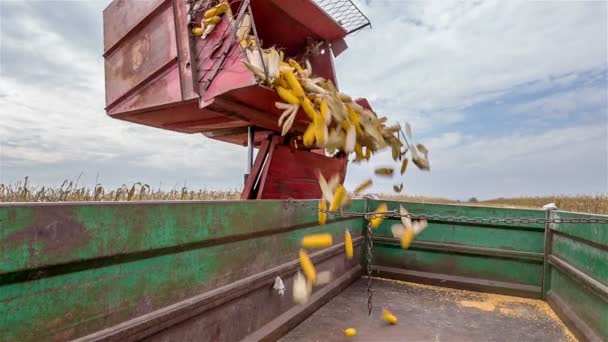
281 277 576 342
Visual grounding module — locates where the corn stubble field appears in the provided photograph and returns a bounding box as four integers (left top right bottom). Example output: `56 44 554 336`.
1 178 607 215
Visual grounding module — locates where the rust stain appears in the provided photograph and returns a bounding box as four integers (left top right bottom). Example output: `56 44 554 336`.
5 207 90 257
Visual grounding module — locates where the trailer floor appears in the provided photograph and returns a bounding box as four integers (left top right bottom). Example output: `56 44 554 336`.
280 277 576 342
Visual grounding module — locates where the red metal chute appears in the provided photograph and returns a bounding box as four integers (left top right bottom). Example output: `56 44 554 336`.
103 0 372 199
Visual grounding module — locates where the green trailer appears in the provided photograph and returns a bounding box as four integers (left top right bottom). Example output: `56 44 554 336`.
1 199 606 341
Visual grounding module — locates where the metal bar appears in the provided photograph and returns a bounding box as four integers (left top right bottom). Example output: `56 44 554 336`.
247 3 269 84
247 126 255 174
372 266 542 299
372 237 544 262
542 207 556 298
548 255 608 300
546 291 602 342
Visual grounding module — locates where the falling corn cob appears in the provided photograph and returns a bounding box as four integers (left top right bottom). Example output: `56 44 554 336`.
301 233 333 248
400 227 414 248
401 158 409 175
192 27 204 36
318 199 327 225
370 203 388 229
276 86 300 105
382 308 398 325
354 179 373 194
344 328 357 337
344 229 353 259
329 185 346 212
299 249 316 284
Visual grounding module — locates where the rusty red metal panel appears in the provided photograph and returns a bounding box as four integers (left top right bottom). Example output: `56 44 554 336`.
173 0 198 101
308 42 338 87
104 2 179 110
251 0 347 55
259 144 348 199
103 0 167 53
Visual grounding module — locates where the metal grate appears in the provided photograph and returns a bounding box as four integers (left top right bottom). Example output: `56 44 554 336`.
313 0 371 34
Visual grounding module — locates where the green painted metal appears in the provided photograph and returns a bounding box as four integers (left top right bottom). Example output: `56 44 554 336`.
2 199 606 341
0 200 365 341
547 210 608 340
369 200 546 289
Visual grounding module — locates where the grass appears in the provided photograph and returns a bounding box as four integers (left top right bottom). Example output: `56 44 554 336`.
1 177 606 215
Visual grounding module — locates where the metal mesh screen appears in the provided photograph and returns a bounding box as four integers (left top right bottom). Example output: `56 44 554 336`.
313 0 371 34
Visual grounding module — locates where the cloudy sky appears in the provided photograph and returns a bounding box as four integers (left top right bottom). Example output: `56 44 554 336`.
0 0 606 200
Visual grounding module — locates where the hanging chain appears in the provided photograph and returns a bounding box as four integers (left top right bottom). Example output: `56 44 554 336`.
365 216 374 316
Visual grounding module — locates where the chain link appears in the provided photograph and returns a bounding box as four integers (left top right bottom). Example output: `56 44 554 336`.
365 217 373 316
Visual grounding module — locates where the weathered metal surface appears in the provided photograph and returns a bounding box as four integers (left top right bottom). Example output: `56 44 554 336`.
368 200 546 293
0 200 365 341
280 277 575 341
372 266 541 298
546 211 608 340
75 238 363 342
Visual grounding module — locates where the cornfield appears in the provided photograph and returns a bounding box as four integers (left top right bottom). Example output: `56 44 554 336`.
1 177 606 215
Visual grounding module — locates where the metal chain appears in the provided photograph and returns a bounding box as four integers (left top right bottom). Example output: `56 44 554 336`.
365 217 373 316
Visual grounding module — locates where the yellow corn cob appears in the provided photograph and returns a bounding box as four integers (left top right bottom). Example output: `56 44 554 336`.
204 2 228 18
345 229 353 259
301 233 333 248
353 143 363 160
248 38 257 47
374 167 394 176
344 328 357 337
303 123 316 147
192 27 204 36
239 39 248 48
288 59 303 73
283 70 305 97
277 75 289 89
276 86 300 105
313 113 327 145
299 249 316 284
318 199 327 225
301 97 317 120
382 308 398 325
401 158 409 175
400 227 415 249
203 15 221 25
370 203 388 229
329 185 346 212
319 100 329 120
354 179 373 194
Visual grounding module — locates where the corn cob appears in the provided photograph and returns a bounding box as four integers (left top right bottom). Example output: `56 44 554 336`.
329 185 346 212
344 229 353 259
374 168 394 177
301 233 333 248
344 328 357 337
203 15 221 25
283 70 305 97
401 158 409 175
400 227 415 248
192 27 204 36
299 249 316 284
301 97 317 120
313 113 328 145
354 143 364 161
239 39 248 48
303 123 316 147
338 93 352 102
382 308 398 325
288 59 303 73
353 179 373 194
204 2 228 18
370 203 387 229
318 199 327 225
393 183 403 193
276 86 300 105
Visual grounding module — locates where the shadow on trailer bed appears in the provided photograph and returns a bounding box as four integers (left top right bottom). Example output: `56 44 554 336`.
0 200 606 341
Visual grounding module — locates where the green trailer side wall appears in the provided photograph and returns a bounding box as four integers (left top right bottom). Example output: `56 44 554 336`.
368 200 546 295
546 211 608 341
0 200 365 341
2 199 607 341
